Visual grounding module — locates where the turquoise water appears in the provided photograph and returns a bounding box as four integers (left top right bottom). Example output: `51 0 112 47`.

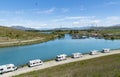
0 34 120 66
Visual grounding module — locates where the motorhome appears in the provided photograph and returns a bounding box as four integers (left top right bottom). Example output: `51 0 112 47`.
72 52 83 58
56 54 67 61
90 50 98 55
28 59 43 67
102 48 110 53
0 64 17 74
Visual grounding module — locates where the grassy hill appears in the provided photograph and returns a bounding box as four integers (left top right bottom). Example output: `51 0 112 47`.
0 26 55 47
14 54 120 77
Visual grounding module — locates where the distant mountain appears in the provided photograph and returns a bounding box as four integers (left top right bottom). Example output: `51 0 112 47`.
90 25 120 30
11 25 120 31
51 26 91 30
113 24 120 26
52 25 120 31
11 26 35 30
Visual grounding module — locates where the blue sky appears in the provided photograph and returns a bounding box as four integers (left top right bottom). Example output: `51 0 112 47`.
0 0 120 29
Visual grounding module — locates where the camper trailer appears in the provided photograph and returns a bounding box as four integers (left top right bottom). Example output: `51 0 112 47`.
28 59 43 67
0 64 17 74
56 54 67 61
72 52 83 58
102 48 110 53
90 50 98 55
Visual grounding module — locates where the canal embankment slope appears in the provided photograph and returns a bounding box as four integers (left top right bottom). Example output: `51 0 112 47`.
0 26 57 48
1 49 120 77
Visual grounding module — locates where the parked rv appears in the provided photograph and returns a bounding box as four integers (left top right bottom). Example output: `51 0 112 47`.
72 52 83 58
56 54 67 61
0 64 17 74
102 48 110 53
28 59 43 67
90 50 98 55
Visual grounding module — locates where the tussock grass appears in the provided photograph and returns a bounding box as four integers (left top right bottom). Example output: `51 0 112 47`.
0 26 56 47
0 26 53 40
14 54 120 77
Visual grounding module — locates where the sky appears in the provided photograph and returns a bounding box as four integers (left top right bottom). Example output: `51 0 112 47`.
0 0 120 29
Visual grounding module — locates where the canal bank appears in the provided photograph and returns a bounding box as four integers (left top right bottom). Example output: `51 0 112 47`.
0 34 120 66
1 49 120 77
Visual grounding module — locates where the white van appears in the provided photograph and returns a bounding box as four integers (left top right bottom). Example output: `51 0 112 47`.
102 48 110 53
72 52 83 58
56 54 67 61
90 50 98 55
0 64 17 74
28 59 43 67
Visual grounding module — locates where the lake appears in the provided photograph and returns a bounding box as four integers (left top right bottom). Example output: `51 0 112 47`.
0 34 120 66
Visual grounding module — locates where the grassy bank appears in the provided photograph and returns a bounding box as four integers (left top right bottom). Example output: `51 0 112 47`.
0 26 57 47
14 54 120 77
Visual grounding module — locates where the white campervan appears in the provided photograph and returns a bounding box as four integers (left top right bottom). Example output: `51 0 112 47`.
90 50 98 55
0 64 17 74
56 54 67 61
72 52 83 58
102 48 110 53
28 59 43 67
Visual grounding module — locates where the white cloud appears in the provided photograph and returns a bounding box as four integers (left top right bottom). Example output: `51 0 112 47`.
106 16 120 20
100 16 120 26
14 10 25 14
66 16 95 20
61 8 69 13
101 1 120 7
0 10 25 15
90 20 101 24
106 1 118 5
36 8 55 14
72 21 80 25
1 14 120 29
96 1 120 8
72 19 101 26
52 16 95 22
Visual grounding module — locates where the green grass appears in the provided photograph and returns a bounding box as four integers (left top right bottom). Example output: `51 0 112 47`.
0 26 56 47
0 26 54 40
14 54 120 77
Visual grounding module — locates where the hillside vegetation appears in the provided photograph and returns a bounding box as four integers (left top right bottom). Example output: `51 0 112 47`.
0 26 50 41
14 54 120 77
0 26 55 47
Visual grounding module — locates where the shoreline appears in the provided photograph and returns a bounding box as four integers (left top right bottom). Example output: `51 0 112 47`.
1 49 120 77
0 37 57 48
0 34 119 48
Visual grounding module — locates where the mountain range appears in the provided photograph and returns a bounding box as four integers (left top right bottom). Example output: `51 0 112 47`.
11 26 35 30
10 25 120 31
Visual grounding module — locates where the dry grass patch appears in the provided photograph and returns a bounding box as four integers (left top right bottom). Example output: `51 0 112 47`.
14 54 120 77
